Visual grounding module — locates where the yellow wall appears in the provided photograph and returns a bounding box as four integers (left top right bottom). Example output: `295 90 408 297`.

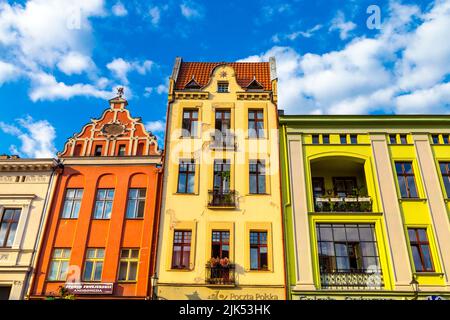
156 64 285 300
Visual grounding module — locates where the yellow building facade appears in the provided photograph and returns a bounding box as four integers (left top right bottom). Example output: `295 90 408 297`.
155 58 286 300
280 115 450 300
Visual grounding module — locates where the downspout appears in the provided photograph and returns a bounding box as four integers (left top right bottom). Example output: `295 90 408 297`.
277 121 290 300
279 123 292 300
24 159 63 299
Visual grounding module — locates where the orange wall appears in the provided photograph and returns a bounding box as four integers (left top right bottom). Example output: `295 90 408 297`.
30 164 162 299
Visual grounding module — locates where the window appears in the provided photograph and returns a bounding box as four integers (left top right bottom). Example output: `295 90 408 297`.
214 160 230 193
333 177 357 197
94 145 103 156
443 135 449 144
316 224 380 273
248 110 264 138
340 135 347 144
0 208 20 248
182 109 198 137
118 144 126 156
312 135 319 144
439 162 450 198
177 160 195 194
215 109 231 133
250 231 268 270
136 143 144 156
395 162 418 198
408 228 434 272
48 249 71 281
83 249 104 281
389 134 397 144
171 230 191 269
322 134 330 144
312 177 325 197
400 135 407 144
249 160 266 194
432 135 439 144
61 188 83 219
217 82 229 93
126 188 146 218
93 189 114 219
211 231 230 259
118 249 139 282
350 134 358 144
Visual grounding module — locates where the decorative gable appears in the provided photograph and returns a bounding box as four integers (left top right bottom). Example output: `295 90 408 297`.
59 95 161 158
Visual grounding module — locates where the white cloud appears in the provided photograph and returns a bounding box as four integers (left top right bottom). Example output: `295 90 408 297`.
329 11 356 40
274 24 323 42
239 1 450 115
0 0 121 101
57 51 95 75
145 120 165 133
106 58 154 85
0 60 19 85
0 116 57 158
149 6 161 26
29 72 112 102
180 1 204 20
156 84 168 94
112 1 127 17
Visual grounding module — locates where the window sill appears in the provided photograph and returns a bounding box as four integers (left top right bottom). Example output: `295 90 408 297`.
45 280 66 283
247 193 270 196
246 269 272 273
175 192 197 196
117 281 137 284
246 137 267 140
179 136 199 139
398 198 427 203
59 218 78 220
413 272 444 277
169 268 193 272
125 217 144 220
92 218 111 221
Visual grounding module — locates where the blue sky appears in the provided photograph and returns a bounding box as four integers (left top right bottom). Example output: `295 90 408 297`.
0 0 449 158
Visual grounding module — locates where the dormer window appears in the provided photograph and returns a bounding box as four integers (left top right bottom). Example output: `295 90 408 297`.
246 77 264 91
184 77 201 90
217 82 229 93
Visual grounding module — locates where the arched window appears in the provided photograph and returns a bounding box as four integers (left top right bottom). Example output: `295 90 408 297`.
74 144 82 156
136 143 145 156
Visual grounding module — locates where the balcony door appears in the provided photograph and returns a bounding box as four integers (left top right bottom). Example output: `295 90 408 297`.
333 177 357 197
215 109 231 133
214 160 230 194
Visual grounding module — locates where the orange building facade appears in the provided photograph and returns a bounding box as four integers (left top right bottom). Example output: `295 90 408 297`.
28 96 163 299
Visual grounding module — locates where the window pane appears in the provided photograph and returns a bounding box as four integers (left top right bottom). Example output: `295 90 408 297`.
319 227 333 241
121 250 130 258
83 261 93 281
395 163 403 173
398 177 408 198
66 189 76 199
406 176 418 197
62 201 73 218
361 242 376 256
172 245 181 267
94 202 104 219
126 200 136 218
359 227 374 241
363 257 378 270
249 175 257 194
131 249 139 259
138 189 146 198
333 226 346 241
129 189 138 199
408 229 417 242
59 261 69 280
118 262 128 281
137 200 145 218
97 189 106 200
320 242 335 256
104 201 112 219
258 176 266 194
335 243 348 256
178 173 187 193
421 245 433 270
97 249 105 258
187 174 195 193
6 222 17 246
76 189 84 198
107 189 115 199
86 249 96 258
182 247 191 268
336 257 350 271
250 247 258 269
94 262 103 281
48 261 59 281
72 201 81 218
411 246 424 271
417 229 428 242
128 262 137 281
345 226 359 241
0 224 8 246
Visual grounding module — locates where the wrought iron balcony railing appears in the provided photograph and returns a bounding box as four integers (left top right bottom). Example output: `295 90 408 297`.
208 190 236 208
210 132 237 150
205 264 235 286
314 196 372 212
320 270 384 290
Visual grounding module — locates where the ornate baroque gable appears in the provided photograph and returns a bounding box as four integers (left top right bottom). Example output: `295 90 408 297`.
59 96 161 158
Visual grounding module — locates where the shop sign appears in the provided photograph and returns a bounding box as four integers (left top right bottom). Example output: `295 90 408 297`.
65 282 114 295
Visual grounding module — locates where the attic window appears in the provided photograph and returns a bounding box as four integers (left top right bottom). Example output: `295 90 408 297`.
218 81 229 93
184 77 201 90
246 77 264 91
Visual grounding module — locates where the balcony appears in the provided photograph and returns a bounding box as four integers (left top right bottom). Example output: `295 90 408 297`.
314 196 372 212
210 132 237 150
208 190 236 208
205 262 235 286
320 270 384 290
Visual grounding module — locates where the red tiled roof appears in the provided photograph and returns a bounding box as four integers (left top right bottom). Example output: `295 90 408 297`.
175 62 272 91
